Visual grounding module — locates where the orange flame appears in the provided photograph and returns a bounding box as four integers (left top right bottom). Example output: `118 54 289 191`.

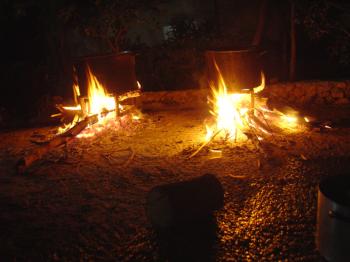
86 66 116 117
205 61 303 142
55 67 141 137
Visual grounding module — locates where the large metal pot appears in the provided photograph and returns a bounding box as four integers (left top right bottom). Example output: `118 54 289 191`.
75 51 138 97
316 175 350 262
205 49 263 92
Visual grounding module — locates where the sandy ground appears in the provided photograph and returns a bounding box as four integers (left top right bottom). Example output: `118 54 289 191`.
1 104 350 261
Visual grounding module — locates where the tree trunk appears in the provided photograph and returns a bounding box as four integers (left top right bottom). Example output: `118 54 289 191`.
282 30 289 80
252 0 268 47
213 0 221 36
289 1 296 81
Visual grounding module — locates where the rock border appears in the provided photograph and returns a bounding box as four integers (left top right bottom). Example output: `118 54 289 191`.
137 80 350 110
265 80 350 105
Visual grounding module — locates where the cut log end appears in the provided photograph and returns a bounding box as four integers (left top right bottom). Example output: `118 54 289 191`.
146 189 174 228
146 174 224 229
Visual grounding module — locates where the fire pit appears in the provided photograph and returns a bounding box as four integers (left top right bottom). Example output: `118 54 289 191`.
17 53 142 173
187 51 308 160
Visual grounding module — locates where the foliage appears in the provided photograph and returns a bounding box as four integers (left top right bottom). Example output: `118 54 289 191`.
59 0 162 52
295 0 350 64
163 17 246 50
164 18 214 46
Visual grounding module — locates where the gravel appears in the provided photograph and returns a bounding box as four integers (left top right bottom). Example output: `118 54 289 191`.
0 108 349 261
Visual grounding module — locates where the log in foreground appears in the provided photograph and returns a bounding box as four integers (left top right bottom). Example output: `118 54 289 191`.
146 174 224 228
16 115 98 174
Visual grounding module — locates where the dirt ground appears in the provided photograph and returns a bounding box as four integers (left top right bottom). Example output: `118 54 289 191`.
1 103 350 261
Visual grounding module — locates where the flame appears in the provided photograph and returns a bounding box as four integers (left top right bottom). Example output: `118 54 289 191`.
253 72 265 94
206 62 263 141
280 114 298 127
86 67 116 117
205 60 303 142
73 83 80 104
62 105 81 111
54 67 142 137
58 114 80 134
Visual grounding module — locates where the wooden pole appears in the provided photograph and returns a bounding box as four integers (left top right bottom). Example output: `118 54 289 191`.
252 0 268 47
289 1 296 81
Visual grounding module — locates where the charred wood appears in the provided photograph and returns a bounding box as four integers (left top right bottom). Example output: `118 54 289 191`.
16 115 98 174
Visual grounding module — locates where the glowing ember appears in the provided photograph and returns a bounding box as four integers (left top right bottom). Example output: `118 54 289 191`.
205 61 304 143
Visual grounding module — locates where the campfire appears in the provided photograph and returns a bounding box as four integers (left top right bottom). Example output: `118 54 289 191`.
53 66 142 138
189 59 309 159
17 57 333 171
17 65 141 173
205 62 303 142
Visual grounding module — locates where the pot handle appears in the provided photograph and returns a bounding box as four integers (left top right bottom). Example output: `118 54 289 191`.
329 210 350 223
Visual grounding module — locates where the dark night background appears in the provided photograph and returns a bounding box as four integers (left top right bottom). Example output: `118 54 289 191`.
1 0 350 125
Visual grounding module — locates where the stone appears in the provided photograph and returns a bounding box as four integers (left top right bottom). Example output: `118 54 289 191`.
299 95 308 104
324 95 334 104
335 98 350 104
331 87 344 99
315 96 325 104
284 83 295 93
317 82 330 93
304 85 317 100
344 87 350 98
293 86 305 98
334 82 347 89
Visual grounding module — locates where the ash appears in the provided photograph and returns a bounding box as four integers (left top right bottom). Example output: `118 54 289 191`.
0 107 350 261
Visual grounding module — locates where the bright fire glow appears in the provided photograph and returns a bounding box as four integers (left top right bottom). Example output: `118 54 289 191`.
55 66 141 137
86 67 116 117
206 61 303 142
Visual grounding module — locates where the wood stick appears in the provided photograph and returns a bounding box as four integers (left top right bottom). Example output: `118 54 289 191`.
16 114 98 174
188 129 223 159
118 90 141 102
123 148 135 167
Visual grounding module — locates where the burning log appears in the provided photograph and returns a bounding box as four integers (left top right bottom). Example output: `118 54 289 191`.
16 114 98 174
146 174 224 228
52 90 141 120
18 62 142 173
118 90 141 102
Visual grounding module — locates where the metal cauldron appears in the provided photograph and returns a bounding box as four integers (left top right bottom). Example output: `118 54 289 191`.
74 51 138 97
316 175 350 262
205 49 264 92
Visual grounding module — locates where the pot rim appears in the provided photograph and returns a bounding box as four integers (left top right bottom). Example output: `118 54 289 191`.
75 51 136 62
205 49 257 54
319 174 350 207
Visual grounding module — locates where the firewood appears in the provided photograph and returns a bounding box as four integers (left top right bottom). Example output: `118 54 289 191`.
16 114 98 174
187 129 223 159
118 90 141 102
123 147 135 167
146 174 224 228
